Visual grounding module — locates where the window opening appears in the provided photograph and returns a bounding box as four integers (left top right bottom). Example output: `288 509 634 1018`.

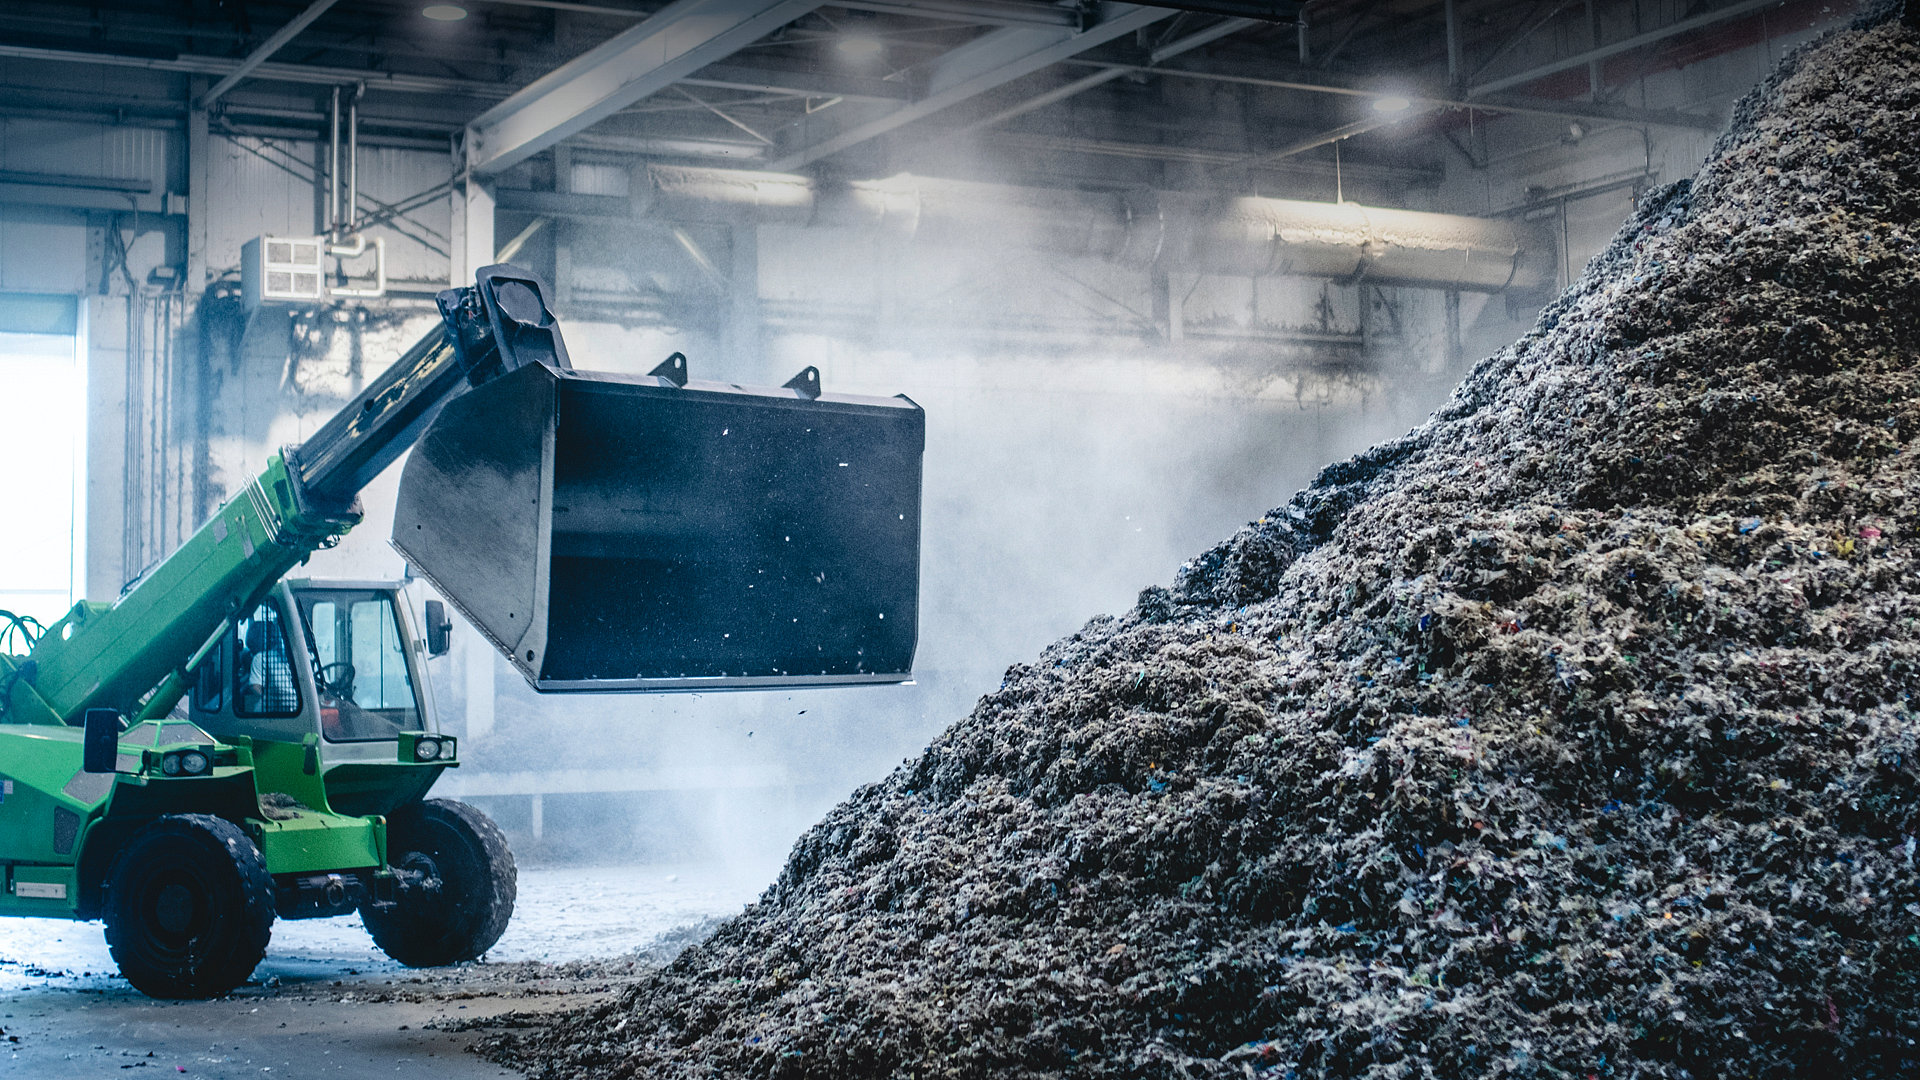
192 639 226 713
234 602 301 717
0 302 84 628
295 589 423 742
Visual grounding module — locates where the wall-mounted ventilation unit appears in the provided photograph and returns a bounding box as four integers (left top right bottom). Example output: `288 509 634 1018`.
242 236 325 310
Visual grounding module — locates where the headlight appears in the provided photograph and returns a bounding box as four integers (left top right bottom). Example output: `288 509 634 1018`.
412 737 443 762
158 749 212 777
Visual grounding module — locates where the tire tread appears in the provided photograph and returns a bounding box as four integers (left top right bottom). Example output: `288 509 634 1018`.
103 814 275 999
363 798 515 967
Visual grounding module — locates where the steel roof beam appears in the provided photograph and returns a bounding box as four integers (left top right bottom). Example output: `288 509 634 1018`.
0 41 914 112
680 60 915 101
1212 112 1420 174
463 0 825 176
195 0 341 109
767 2 1176 171
1064 57 1722 131
964 16 1258 133
1128 0 1303 19
832 0 1081 26
1468 0 1786 97
428 0 1084 28
0 38 1721 137
0 41 511 98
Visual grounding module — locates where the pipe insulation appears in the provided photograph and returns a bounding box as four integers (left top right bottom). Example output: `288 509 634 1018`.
630 165 1552 292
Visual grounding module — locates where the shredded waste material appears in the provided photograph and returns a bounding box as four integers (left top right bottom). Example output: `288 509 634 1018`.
489 10 1920 1078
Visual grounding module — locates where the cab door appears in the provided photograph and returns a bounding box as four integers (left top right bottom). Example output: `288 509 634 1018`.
289 586 445 818
186 591 336 815
188 594 315 747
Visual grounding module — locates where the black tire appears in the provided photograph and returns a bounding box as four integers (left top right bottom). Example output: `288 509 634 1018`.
103 814 275 999
363 798 515 967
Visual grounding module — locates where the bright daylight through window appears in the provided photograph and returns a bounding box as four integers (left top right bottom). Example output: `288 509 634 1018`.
0 294 83 631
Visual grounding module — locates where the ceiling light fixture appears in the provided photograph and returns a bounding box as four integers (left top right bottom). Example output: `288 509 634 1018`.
836 33 885 61
422 4 468 21
1371 95 1413 114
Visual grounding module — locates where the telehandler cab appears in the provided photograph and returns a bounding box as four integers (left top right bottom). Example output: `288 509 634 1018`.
0 265 923 998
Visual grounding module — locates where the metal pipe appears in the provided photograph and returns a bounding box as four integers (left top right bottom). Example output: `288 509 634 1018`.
1584 0 1602 98
327 86 340 234
327 234 387 298
1216 112 1422 175
1444 0 1463 89
1164 192 1544 289
346 85 360 232
630 164 1552 292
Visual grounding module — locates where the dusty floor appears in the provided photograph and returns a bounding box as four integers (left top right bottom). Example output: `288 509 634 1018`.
0 862 763 1079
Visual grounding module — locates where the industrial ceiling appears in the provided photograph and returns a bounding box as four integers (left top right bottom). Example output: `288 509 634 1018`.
0 0 1815 194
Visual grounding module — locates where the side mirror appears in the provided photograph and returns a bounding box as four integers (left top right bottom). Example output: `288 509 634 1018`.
83 708 123 773
424 600 453 657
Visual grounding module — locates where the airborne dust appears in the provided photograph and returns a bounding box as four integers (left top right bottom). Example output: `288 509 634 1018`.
477 8 1920 1080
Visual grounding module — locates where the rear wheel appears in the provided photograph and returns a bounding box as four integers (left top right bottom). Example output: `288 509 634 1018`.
363 798 515 967
103 814 275 999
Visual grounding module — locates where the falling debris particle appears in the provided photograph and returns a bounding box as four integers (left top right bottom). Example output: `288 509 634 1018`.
488 10 1920 1080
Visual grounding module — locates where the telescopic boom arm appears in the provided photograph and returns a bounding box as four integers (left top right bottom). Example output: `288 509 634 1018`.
3 261 924 719
1 266 566 728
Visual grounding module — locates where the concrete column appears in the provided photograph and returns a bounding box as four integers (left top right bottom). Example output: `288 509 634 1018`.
1151 269 1184 343
1444 0 1463 90
459 622 497 741
552 145 573 307
186 78 210 293
85 297 127 601
450 175 495 287
1585 0 1603 99
1443 288 1463 372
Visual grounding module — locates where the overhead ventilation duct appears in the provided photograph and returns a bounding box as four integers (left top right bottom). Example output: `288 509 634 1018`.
630 165 1551 292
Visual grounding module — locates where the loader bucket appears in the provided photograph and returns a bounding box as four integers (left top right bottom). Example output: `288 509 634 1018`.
391 363 923 691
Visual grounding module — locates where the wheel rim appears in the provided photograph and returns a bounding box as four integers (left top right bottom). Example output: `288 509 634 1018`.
134 868 216 963
154 883 196 936
409 816 476 900
398 850 444 896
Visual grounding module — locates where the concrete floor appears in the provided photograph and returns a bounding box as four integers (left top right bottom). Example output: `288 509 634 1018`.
0 862 770 1079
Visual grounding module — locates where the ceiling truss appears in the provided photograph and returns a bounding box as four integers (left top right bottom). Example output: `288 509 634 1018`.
0 0 1843 207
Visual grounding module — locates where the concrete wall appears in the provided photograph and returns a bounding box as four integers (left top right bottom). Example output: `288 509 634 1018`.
202 136 451 289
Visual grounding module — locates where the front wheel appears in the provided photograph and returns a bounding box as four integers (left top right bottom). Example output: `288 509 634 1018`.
103 814 275 999
363 798 515 967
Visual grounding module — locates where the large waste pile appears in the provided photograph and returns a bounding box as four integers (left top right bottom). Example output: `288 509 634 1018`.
492 10 1920 1079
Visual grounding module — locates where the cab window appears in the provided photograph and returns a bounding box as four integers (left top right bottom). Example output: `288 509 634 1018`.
295 589 423 742
233 602 300 718
192 635 225 713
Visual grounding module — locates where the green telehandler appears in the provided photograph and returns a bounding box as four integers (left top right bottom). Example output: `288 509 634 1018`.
0 265 923 998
